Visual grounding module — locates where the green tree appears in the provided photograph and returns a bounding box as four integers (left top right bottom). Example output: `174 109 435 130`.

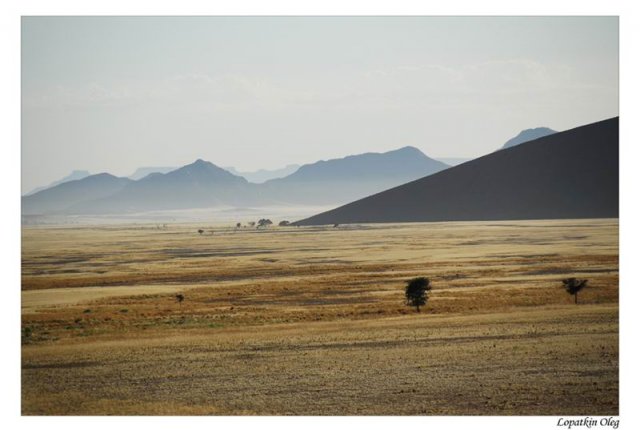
175 294 185 306
562 278 588 304
257 218 273 228
405 277 431 312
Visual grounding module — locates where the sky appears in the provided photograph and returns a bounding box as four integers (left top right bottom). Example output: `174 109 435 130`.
21 16 618 194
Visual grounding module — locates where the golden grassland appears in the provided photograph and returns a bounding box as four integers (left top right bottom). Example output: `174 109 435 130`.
21 219 619 415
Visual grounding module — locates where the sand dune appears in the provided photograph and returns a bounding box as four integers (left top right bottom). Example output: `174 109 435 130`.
296 117 618 225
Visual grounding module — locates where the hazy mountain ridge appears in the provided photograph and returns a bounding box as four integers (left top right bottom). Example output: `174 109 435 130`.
128 166 177 181
270 146 446 182
294 117 618 225
22 147 450 215
224 164 300 183
25 170 91 196
259 146 450 205
23 120 604 218
22 173 133 214
501 127 557 149
68 159 258 213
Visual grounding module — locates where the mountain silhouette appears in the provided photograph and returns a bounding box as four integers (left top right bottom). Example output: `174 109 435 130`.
224 164 300 183
501 127 557 150
24 170 91 196
22 147 449 215
22 173 132 214
294 117 618 225
128 166 177 181
69 159 257 213
262 146 449 205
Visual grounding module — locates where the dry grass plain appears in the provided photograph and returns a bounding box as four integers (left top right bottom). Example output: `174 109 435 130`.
21 219 619 415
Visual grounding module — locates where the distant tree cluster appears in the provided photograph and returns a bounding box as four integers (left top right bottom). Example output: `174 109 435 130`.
235 219 292 228
257 218 273 228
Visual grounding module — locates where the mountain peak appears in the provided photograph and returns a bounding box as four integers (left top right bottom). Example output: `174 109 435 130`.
267 145 449 192
396 145 421 152
87 172 119 180
502 127 557 150
389 146 427 157
167 158 249 184
178 159 220 173
191 158 210 166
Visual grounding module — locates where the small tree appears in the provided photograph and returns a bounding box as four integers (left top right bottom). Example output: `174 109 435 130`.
257 218 273 228
197 229 204 235
562 278 588 304
175 294 185 306
248 221 256 227
279 220 290 227
236 222 242 228
405 277 431 313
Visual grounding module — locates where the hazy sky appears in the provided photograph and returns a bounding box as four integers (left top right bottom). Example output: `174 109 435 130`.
22 16 618 193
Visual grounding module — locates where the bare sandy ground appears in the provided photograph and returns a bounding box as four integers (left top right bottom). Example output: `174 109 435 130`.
22 285 190 313
21 219 618 415
22 305 618 415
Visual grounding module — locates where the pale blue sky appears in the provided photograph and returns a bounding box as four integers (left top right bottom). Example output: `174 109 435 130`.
22 16 618 193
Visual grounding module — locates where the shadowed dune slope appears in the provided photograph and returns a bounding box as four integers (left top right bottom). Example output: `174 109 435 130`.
295 117 618 225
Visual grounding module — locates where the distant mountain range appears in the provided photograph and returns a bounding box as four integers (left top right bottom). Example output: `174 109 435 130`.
22 173 132 215
22 146 449 215
261 146 449 205
128 166 176 181
69 159 259 214
500 127 557 150
24 125 559 199
25 170 91 196
294 117 618 225
224 164 300 183
25 164 300 197
23 122 605 219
